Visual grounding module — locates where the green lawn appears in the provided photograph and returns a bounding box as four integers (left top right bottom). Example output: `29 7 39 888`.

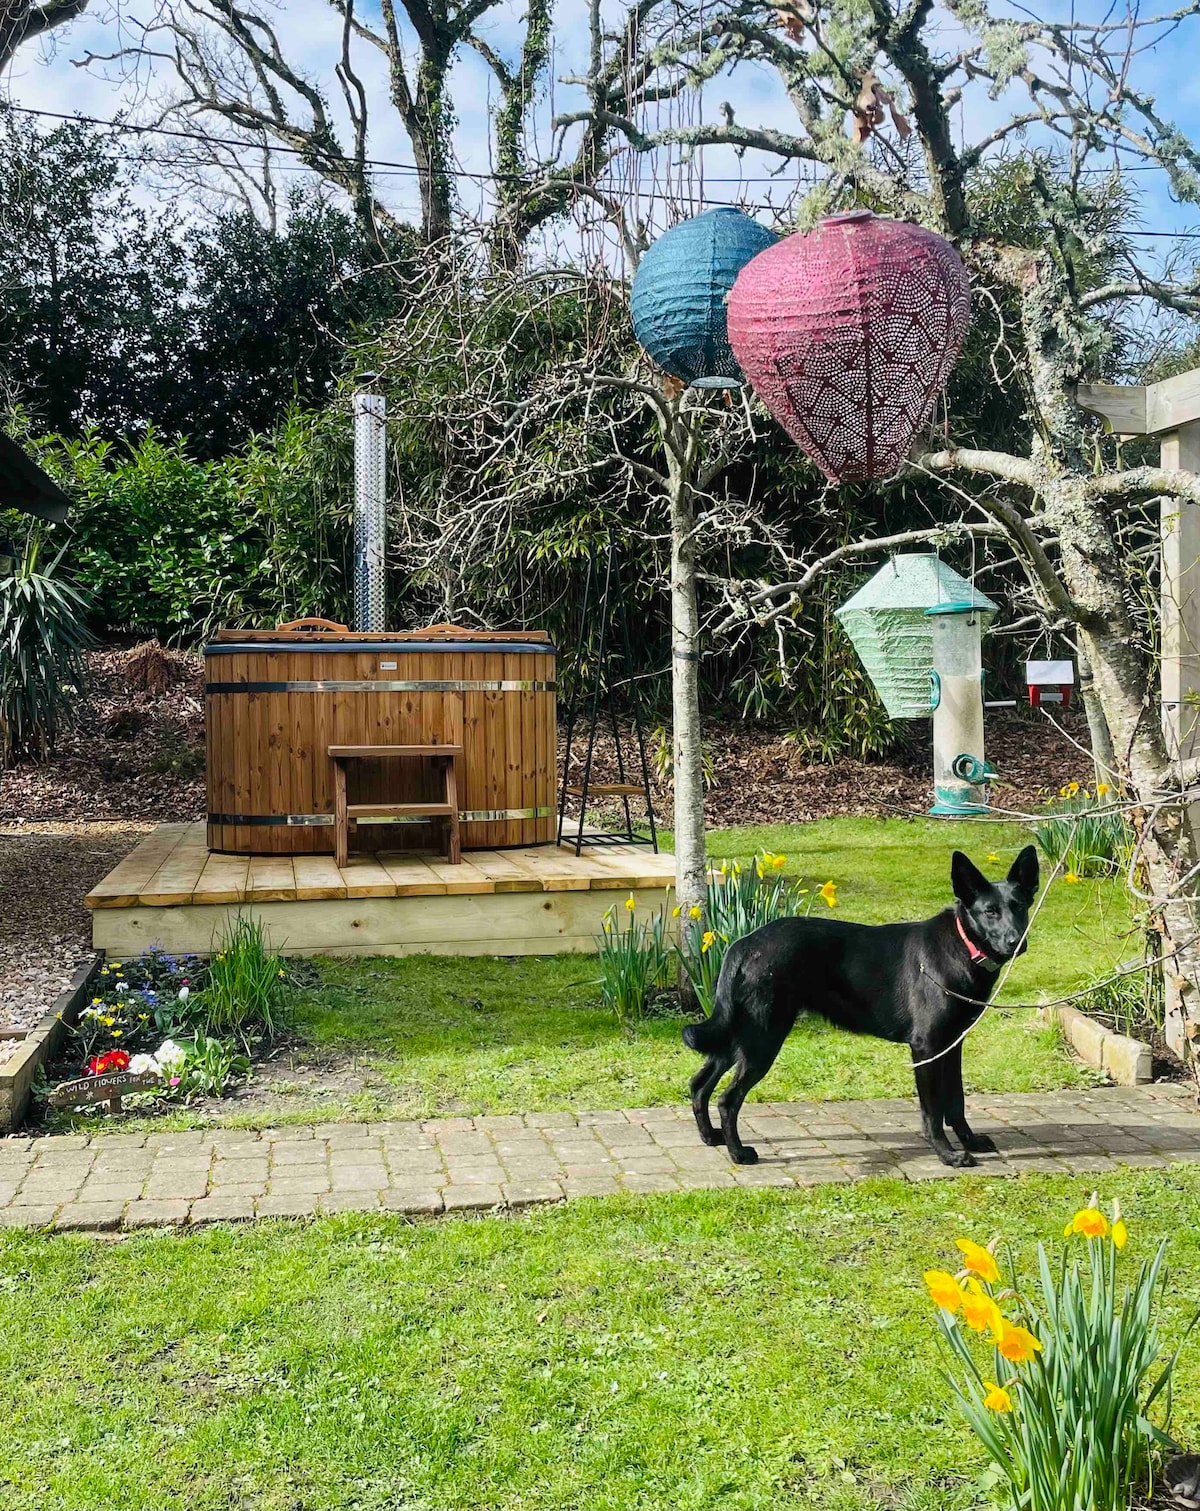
53 817 1131 1133
3 1170 1198 1510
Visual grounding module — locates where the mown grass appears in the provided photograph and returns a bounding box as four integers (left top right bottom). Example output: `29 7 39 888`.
2 1171 1197 1511
53 817 1129 1132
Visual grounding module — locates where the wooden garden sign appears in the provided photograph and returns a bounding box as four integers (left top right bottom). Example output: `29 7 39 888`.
49 1070 159 1113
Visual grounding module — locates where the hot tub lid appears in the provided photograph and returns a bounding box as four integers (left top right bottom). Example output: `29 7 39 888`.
206 624 556 656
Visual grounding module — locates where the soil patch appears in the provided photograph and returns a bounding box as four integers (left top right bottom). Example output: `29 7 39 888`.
0 827 141 1046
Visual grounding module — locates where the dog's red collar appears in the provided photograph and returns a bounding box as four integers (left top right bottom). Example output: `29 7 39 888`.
956 912 1001 973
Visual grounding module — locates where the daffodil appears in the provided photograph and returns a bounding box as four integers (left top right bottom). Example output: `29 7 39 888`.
1064 871 1080 884
819 880 838 908
625 894 636 912
961 1280 1004 1335
1065 1205 1109 1239
672 905 682 918
955 1237 1000 1284
1066 781 1080 796
983 1380 1013 1413
995 1321 1042 1363
689 905 702 920
1112 1217 1128 1249
924 1269 964 1313
1097 782 1111 797
700 931 718 954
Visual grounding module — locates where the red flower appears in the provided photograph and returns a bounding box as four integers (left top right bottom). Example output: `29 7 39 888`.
87 1050 131 1076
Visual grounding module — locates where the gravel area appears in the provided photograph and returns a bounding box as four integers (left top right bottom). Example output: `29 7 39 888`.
0 827 145 1057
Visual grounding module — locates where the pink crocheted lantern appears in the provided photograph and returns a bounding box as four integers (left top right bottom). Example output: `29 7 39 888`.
727 210 970 483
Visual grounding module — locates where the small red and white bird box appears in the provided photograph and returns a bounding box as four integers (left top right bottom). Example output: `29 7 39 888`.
1026 660 1075 708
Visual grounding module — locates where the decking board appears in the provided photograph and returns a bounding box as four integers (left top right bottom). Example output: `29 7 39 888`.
85 823 677 958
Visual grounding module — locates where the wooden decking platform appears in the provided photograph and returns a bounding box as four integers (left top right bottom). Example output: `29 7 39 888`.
86 823 676 960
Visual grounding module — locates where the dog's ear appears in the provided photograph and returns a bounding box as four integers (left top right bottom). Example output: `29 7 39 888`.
1008 844 1040 898
951 850 988 906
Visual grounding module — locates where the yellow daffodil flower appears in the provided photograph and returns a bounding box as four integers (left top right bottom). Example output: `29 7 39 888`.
1097 782 1111 797
1066 781 1080 796
625 894 636 912
1112 1217 1128 1249
1064 871 1080 884
819 880 838 908
995 1321 1042 1363
1065 1206 1109 1239
672 905 682 918
983 1380 1013 1413
700 931 717 954
689 906 702 920
961 1280 1004 1335
955 1238 1000 1284
924 1269 964 1313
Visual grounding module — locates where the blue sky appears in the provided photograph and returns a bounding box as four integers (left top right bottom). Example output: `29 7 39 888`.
7 0 1200 253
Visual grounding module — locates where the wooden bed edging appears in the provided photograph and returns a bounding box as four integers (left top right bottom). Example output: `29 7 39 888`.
0 954 103 1134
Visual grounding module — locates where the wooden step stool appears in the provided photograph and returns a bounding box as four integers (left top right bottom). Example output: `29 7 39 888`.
328 744 462 868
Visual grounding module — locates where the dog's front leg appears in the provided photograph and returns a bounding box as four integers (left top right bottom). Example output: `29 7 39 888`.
912 1049 976 1168
941 1041 997 1155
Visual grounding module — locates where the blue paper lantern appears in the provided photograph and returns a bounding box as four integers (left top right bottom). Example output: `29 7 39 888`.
631 208 778 389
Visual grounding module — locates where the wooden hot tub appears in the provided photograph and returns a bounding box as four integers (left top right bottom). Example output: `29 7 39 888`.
204 623 557 855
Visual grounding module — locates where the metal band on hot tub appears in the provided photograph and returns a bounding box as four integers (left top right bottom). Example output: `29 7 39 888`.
207 808 556 826
205 679 557 694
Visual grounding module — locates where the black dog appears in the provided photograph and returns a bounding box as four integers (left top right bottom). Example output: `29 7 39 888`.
683 846 1039 1167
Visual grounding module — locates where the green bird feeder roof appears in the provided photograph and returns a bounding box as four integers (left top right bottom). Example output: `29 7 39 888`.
834 554 998 720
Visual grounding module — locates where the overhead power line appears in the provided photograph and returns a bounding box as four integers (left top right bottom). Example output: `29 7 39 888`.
8 102 1200 235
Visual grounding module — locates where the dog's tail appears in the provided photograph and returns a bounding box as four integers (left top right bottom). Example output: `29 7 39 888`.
682 953 739 1054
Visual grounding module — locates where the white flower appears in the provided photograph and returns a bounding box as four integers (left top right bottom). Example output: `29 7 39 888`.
177 985 190 1001
128 1053 161 1077
115 981 129 993
154 1039 188 1072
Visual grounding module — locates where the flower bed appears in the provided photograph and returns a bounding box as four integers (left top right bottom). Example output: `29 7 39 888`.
43 915 292 1120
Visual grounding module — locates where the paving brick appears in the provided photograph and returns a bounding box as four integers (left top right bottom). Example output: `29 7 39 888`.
261 1126 315 1142
328 1168 387 1192
502 1180 563 1207
0 1204 59 1227
122 1199 191 1228
256 1194 318 1219
423 1117 474 1133
88 1133 148 1150
620 1172 681 1194
442 1162 505 1185
79 1178 145 1204
382 1186 444 1215
562 1177 621 1198
675 1169 737 1189
144 1171 209 1200
443 1184 503 1211
145 1131 209 1152
208 1180 267 1199
188 1196 257 1224
270 1174 331 1196
211 1164 269 1187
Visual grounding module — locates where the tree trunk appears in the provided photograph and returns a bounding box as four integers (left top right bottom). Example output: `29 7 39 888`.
668 415 707 921
1075 645 1116 782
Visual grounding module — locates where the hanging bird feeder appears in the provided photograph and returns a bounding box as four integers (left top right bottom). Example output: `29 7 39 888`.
726 209 971 481
631 208 779 389
835 554 994 720
926 601 998 816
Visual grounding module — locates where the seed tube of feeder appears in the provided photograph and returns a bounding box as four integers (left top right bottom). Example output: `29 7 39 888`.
926 601 997 817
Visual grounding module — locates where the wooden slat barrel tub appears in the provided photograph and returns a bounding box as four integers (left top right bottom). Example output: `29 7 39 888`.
204 624 557 854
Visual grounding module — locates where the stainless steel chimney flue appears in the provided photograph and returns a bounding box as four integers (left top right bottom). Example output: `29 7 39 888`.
353 379 387 632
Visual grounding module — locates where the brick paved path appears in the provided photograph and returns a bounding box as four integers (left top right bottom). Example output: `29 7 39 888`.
1 1084 1198 1233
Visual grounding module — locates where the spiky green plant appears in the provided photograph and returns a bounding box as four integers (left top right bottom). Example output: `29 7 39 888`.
595 897 673 1030
0 528 92 765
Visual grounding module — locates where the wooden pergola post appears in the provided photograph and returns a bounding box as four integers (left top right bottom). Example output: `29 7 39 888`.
1078 374 1200 1057
1077 373 1200 775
